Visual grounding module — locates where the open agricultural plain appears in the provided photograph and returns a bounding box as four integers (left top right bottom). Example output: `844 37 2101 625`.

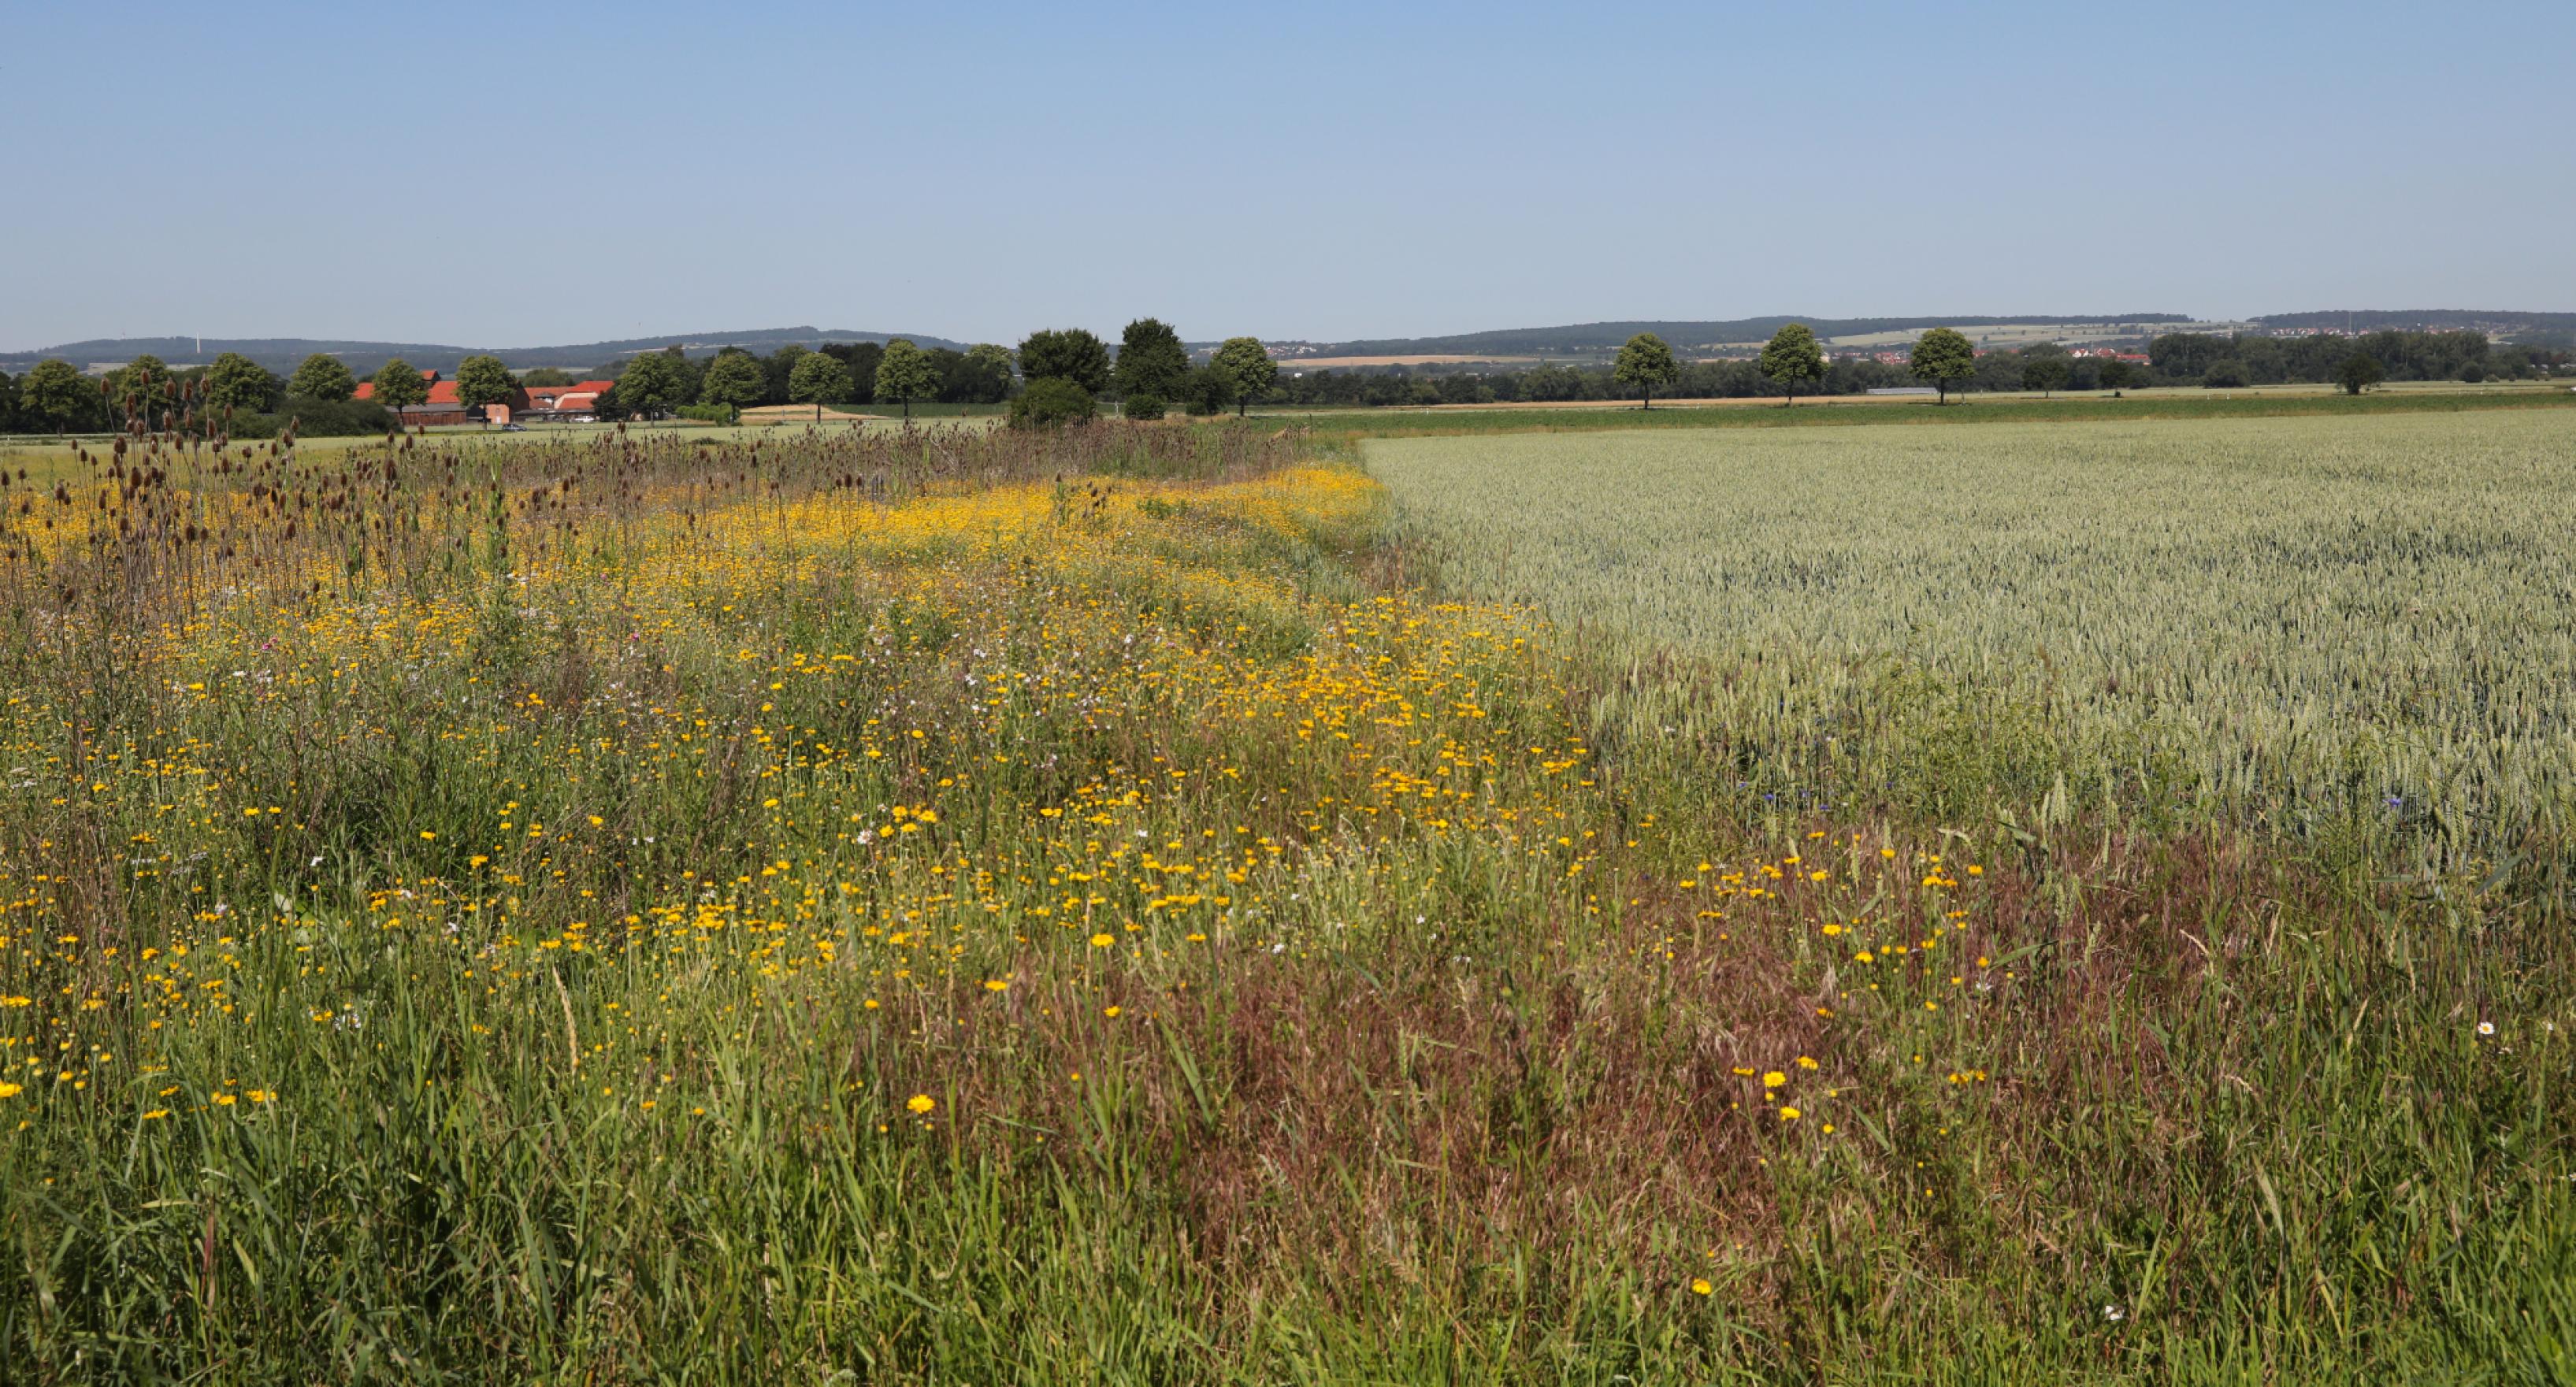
1374 410 2576 870
1 406 2571 1382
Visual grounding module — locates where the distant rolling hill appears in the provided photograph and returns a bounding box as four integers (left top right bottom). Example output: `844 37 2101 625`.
1294 310 2574 362
1316 315 2196 358
0 326 967 377
13 310 2568 380
2250 310 2576 332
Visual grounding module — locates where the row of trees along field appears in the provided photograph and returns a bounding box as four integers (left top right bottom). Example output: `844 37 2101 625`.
0 352 398 436
598 321 1280 426
2144 328 2562 386
1267 327 2570 409
9 324 2566 436
0 321 1260 435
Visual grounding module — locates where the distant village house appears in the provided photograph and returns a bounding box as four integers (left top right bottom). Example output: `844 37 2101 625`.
353 369 616 425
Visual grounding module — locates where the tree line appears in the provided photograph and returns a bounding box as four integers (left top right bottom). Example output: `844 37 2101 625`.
584 320 1277 427
2146 329 2561 387
13 321 2563 436
0 351 403 436
0 321 1280 435
1265 325 2566 410
1264 325 2006 409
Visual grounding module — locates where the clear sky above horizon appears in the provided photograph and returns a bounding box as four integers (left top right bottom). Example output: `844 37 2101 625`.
4 0 2569 351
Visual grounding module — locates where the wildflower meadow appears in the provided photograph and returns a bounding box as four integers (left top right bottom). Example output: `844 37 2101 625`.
2 398 2570 1381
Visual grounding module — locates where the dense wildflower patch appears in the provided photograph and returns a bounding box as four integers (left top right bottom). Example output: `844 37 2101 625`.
1 417 2563 1381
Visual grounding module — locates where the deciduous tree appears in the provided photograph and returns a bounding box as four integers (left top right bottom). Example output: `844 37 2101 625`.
1179 365 1234 417
872 339 938 420
18 359 96 432
1017 328 1112 393
788 351 854 419
2019 355 2070 398
455 355 519 419
1113 318 1190 402
763 345 809 406
204 352 280 414
1211 337 1277 417
370 358 431 410
1909 328 1977 404
1008 376 1095 429
1758 324 1826 406
2337 352 2386 395
948 344 1017 405
612 351 694 417
820 343 883 404
1613 332 1681 410
112 354 175 421
288 353 358 402
698 350 769 409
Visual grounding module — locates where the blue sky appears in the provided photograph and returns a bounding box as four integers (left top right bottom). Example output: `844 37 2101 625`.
4 0 2568 349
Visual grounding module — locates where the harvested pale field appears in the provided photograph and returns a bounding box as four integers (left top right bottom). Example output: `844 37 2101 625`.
737 402 882 422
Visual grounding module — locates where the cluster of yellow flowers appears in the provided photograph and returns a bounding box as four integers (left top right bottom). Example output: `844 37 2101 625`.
2 447 1997 1322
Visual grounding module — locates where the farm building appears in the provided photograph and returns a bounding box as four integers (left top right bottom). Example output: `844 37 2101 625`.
518 380 617 421
352 369 616 422
396 402 470 427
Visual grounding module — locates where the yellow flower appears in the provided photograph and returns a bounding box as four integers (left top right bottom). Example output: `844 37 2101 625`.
983 979 1008 992
1104 1005 1122 1018
1691 1278 1713 1296
143 1108 170 1119
419 830 436 840
1761 1071 1786 1088
0 1082 20 1099
1778 1107 1801 1121
907 1093 936 1114
1089 933 1115 948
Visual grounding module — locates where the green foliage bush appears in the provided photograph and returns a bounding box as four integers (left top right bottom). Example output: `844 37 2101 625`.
1121 392 1167 421
236 397 398 437
1179 366 1232 417
1009 377 1097 429
675 403 740 424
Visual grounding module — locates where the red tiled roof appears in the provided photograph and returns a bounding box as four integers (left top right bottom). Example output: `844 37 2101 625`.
524 380 617 409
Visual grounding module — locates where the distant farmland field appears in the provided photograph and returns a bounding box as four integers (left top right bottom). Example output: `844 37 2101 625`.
1374 409 2576 867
